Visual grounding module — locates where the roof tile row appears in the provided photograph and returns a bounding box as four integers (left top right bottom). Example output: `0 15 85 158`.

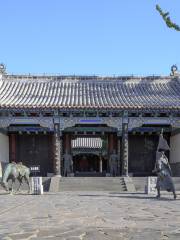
0 75 180 110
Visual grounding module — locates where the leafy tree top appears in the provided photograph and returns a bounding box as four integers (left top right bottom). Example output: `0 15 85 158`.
156 4 180 31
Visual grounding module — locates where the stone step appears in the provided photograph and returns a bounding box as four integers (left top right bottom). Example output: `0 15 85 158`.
59 177 127 192
74 172 105 177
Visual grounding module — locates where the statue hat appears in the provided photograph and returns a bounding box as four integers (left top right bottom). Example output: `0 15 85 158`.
157 134 170 151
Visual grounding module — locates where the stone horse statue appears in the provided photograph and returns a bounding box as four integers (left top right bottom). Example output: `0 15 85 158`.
1 162 31 194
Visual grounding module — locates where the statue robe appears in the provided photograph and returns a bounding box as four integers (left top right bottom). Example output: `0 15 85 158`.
155 151 175 192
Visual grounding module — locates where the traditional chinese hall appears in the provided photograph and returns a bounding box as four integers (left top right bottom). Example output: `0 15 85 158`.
0 64 180 177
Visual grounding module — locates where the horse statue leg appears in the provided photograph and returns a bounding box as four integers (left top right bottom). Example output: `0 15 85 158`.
2 177 13 194
24 175 31 194
16 177 23 193
9 178 16 195
2 164 12 192
2 181 9 192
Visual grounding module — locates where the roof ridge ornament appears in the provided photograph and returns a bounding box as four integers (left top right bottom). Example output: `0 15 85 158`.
0 63 6 75
170 64 179 77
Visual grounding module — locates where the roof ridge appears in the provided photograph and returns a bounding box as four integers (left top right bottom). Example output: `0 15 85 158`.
1 74 174 83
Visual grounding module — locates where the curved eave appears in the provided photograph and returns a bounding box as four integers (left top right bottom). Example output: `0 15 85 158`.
0 105 180 111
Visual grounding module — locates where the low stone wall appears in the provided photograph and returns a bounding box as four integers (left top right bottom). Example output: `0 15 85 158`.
171 163 180 177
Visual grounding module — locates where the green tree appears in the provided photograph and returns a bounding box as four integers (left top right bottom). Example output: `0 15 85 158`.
156 4 180 31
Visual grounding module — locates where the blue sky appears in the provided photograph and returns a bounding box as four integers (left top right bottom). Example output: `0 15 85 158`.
0 0 180 76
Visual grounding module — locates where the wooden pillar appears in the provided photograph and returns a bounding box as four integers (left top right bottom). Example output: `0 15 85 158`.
109 133 118 174
65 133 72 154
99 156 103 173
69 134 72 154
117 136 121 176
122 123 128 176
108 133 114 173
109 133 114 154
10 134 17 162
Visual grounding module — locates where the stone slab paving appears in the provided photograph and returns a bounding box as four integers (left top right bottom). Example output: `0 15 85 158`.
0 191 180 239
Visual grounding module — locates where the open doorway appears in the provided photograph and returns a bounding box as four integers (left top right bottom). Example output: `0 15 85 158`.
73 153 99 172
73 153 107 176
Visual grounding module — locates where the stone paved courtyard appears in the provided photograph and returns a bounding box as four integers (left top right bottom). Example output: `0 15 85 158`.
0 191 180 239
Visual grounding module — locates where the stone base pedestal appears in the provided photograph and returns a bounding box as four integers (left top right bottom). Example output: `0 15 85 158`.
49 176 61 192
31 177 44 195
106 173 111 177
67 173 74 177
145 176 157 194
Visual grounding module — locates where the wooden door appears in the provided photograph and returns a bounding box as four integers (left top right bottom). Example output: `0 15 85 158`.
17 134 53 176
129 134 159 176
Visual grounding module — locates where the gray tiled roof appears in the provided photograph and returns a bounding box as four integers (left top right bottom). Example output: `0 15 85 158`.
0 74 180 110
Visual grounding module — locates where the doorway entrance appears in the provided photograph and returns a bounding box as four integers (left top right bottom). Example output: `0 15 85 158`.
73 153 99 172
73 153 107 176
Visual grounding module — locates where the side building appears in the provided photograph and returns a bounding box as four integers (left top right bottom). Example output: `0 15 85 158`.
0 65 180 177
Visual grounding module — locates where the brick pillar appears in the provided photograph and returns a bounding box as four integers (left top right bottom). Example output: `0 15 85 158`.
59 136 63 175
53 126 62 176
122 123 128 176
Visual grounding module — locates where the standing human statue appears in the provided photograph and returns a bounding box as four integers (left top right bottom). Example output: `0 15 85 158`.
109 149 118 176
154 132 177 199
63 150 73 176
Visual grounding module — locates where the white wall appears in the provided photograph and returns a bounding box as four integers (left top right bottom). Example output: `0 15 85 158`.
0 132 9 178
0 133 9 163
170 133 180 163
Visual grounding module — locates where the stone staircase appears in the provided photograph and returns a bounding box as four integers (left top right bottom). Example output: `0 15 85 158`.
58 177 127 192
0 176 127 192
2 176 180 193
